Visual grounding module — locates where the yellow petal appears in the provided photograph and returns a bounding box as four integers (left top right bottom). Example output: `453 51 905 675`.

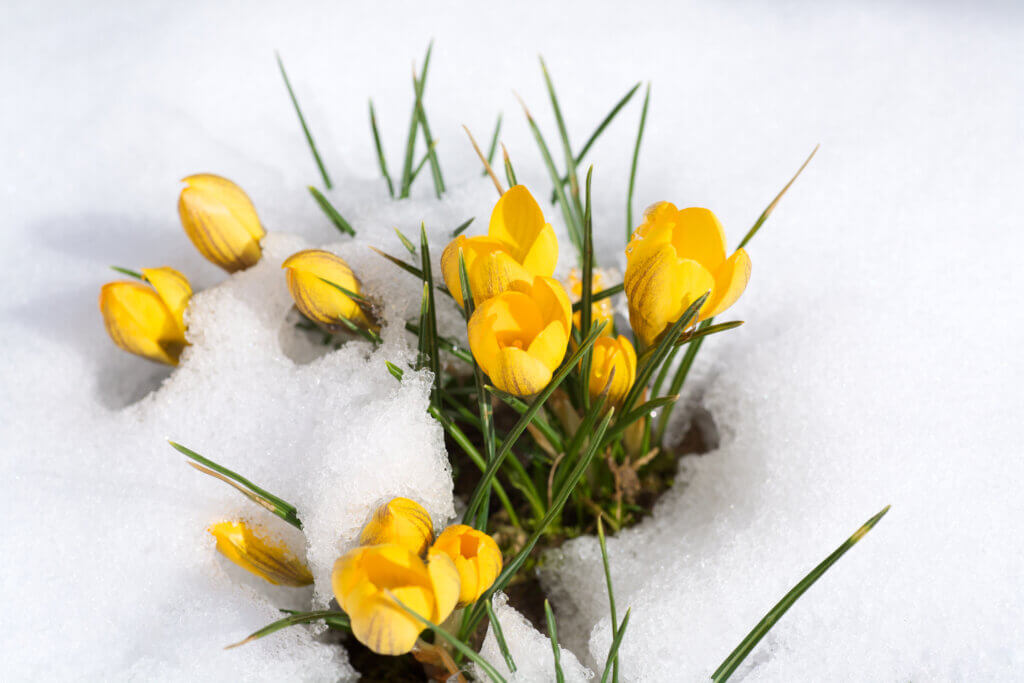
705 248 752 320
426 548 461 622
491 347 553 397
98 281 186 365
589 335 637 407
671 207 727 272
282 249 370 329
179 174 264 273
468 291 545 379
527 276 572 336
624 246 714 348
359 497 435 556
332 544 439 655
568 269 615 335
350 589 431 656
487 186 557 276
208 521 313 587
432 525 503 607
441 235 533 308
141 267 192 332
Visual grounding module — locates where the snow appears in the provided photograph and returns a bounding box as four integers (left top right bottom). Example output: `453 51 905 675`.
2 0 1023 680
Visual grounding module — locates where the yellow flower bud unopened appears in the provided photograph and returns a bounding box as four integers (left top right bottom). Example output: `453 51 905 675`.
431 524 503 607
359 497 435 556
588 335 637 407
208 521 313 587
332 544 460 655
282 249 372 331
624 203 751 348
441 185 558 308
567 268 614 335
467 276 572 397
178 174 265 272
98 267 192 365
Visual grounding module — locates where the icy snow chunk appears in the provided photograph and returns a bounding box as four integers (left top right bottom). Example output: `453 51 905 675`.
475 593 594 682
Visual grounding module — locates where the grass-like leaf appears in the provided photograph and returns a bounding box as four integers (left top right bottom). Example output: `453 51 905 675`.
399 43 433 198
674 320 743 346
625 83 651 240
485 386 565 454
404 322 472 363
464 406 615 637
226 610 350 649
110 265 143 279
539 57 585 224
411 56 445 198
462 321 608 525
419 224 441 406
484 113 503 170
597 518 621 682
572 283 623 312
544 599 565 683
308 186 354 236
711 505 891 682
169 441 301 529
368 99 395 197
276 52 332 189
394 227 417 256
485 598 517 673
579 166 596 409
602 394 677 445
451 216 475 238
518 94 582 257
502 143 518 187
738 144 819 249
599 608 631 683
550 82 641 203
389 591 507 683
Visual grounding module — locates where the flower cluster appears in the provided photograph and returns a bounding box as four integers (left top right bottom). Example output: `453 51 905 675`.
333 498 502 655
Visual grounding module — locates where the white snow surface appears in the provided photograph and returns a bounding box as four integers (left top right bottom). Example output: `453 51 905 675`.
2 0 1023 680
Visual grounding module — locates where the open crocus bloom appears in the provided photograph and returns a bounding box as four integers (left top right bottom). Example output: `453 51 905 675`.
441 185 558 307
359 497 435 556
282 249 372 330
98 266 192 365
588 335 637 407
178 174 265 273
624 203 751 348
467 276 572 397
431 524 503 607
208 521 313 587
332 544 460 656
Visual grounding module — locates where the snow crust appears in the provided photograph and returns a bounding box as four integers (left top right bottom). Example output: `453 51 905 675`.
2 0 1022 680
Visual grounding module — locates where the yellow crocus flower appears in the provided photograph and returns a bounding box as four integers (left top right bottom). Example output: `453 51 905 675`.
467 276 572 397
282 249 373 330
431 524 503 607
440 185 558 308
208 520 313 587
98 267 191 365
178 174 265 273
588 335 637 407
624 203 751 349
567 268 614 334
359 497 435 557
332 544 460 656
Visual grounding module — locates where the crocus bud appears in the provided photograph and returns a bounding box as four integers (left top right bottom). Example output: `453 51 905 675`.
98 267 191 365
441 185 558 308
567 267 614 334
178 174 265 272
467 276 572 397
332 544 460 655
589 335 637 407
208 521 313 587
624 203 750 348
431 524 503 607
359 497 435 556
282 249 373 331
